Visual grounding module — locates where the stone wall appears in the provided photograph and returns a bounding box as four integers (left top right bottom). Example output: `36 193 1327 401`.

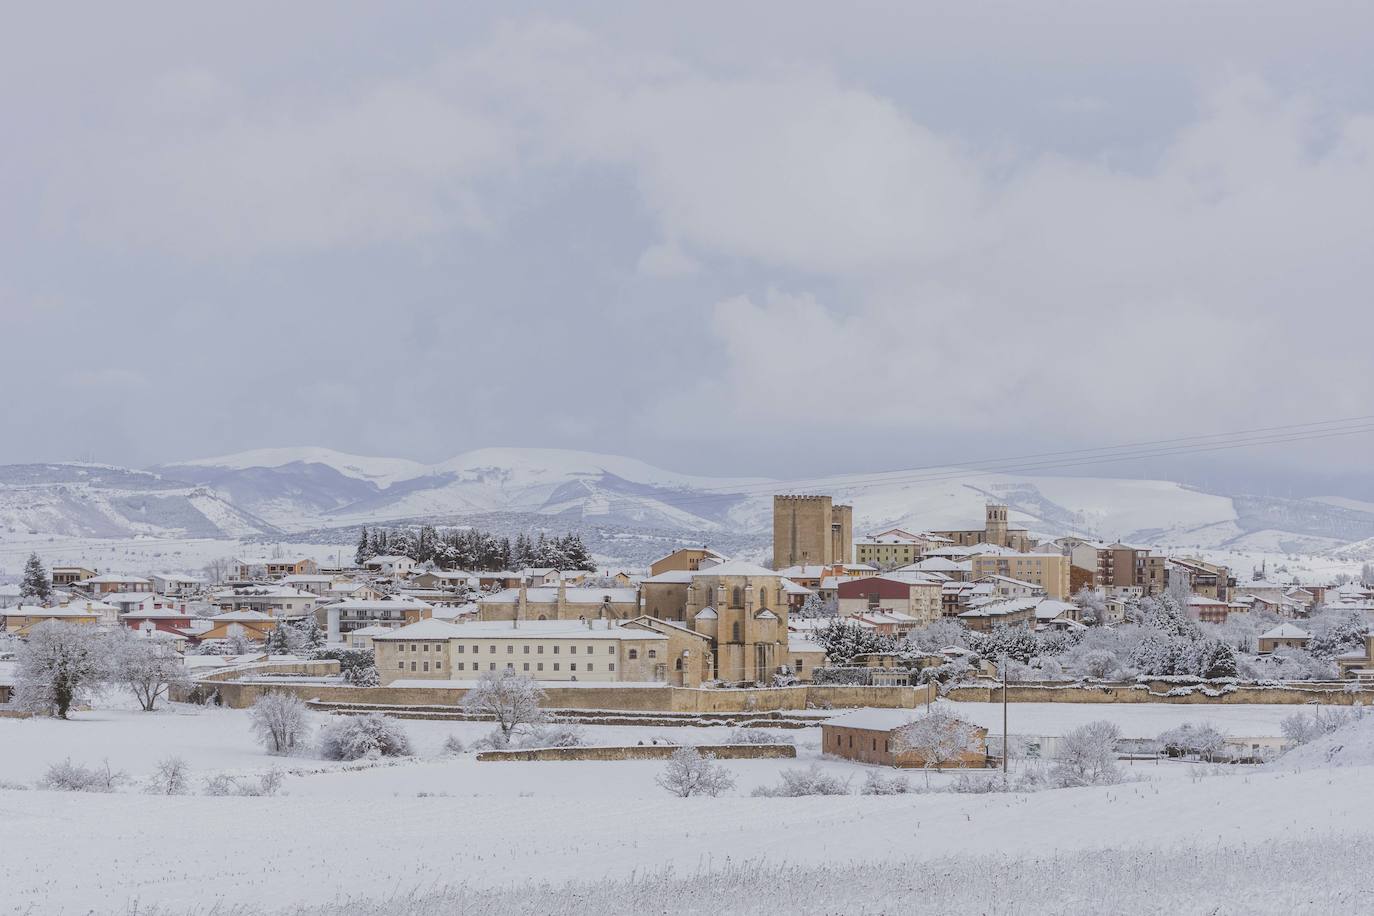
476 743 797 762
947 681 1370 705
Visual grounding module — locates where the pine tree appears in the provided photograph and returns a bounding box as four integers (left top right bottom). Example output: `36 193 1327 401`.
354 527 371 565
21 553 52 603
295 614 325 651
264 624 291 655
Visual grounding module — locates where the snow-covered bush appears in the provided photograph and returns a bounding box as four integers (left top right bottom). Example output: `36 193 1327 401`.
318 713 412 760
860 771 911 795
656 747 735 797
1049 720 1122 787
950 771 1010 794
461 669 547 739
38 758 129 793
518 723 585 748
441 734 466 756
1281 706 1360 746
1073 650 1119 680
14 621 108 718
145 756 191 795
1158 722 1227 760
310 648 378 685
727 728 783 745
751 764 851 797
249 692 311 756
203 769 284 797
470 728 511 751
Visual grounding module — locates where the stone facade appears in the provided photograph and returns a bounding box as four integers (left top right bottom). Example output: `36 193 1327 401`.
773 495 853 568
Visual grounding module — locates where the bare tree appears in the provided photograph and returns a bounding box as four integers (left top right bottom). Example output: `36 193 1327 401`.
1051 720 1122 787
146 756 191 795
249 692 311 755
656 747 736 797
14 621 108 719
461 669 547 740
893 709 984 786
202 556 233 585
110 630 188 712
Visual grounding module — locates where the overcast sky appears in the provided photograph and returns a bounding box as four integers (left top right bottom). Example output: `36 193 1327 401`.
3 2 1373 495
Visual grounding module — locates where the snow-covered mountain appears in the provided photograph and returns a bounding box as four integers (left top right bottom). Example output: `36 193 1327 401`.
0 464 280 540
7 447 1374 555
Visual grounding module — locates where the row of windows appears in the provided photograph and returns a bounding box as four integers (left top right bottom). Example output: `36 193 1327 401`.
454 644 617 655
425 661 617 673
399 660 443 672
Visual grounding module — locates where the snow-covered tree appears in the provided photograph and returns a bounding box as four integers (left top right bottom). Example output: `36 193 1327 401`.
656 747 735 797
20 552 52 603
1157 722 1226 760
318 713 412 760
893 709 984 786
293 614 325 651
1050 720 1121 787
14 621 108 718
1072 587 1107 627
751 764 850 796
264 624 293 655
905 618 972 653
249 692 310 755
815 618 892 663
797 594 838 619
109 630 188 712
146 756 191 795
461 669 547 739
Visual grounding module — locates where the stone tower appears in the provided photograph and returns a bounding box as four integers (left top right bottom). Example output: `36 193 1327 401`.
985 504 1009 547
773 495 853 568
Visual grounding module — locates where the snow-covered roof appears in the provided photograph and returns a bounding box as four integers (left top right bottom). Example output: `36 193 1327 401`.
208 610 275 622
692 560 785 579
694 607 718 620
780 578 813 595
348 624 400 637
378 619 668 641
85 574 152 584
332 598 435 612
1261 624 1311 639
479 587 639 605
102 591 163 603
788 637 826 654
641 570 696 584
824 708 921 732
4 604 102 617
213 586 317 599
900 558 971 573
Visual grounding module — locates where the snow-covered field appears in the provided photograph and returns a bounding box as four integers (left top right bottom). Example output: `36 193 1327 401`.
0 535 353 579
3 695 1372 914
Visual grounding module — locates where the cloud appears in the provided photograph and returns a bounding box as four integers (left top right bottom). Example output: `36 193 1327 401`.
636 241 699 278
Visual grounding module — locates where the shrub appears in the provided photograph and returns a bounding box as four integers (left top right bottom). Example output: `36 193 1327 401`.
441 734 467 756
727 728 782 745
318 713 413 761
656 748 736 797
38 758 129 793
860 771 912 795
518 723 585 748
145 756 191 795
1050 720 1122 787
810 667 871 686
751 764 851 797
203 769 284 797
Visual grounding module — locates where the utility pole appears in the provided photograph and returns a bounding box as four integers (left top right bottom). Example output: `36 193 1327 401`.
1002 654 1009 775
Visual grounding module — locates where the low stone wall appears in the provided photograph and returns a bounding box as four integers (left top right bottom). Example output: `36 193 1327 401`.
946 681 1369 705
195 668 936 712
476 743 797 762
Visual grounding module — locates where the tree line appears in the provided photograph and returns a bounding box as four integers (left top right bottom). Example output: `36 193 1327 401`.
354 525 595 572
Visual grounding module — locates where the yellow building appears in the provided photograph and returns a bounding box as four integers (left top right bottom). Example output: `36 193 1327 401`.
2 604 102 635
773 495 853 568
968 552 1070 599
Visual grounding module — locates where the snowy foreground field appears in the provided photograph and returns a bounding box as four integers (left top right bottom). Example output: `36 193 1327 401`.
3 699 1373 915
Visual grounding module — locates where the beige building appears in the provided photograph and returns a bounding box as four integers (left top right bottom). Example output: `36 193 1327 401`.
211 585 322 618
683 560 795 683
1168 558 1236 602
1257 623 1311 654
969 552 1070 599
773 495 853 568
477 582 641 622
930 505 1037 551
854 529 952 570
51 567 97 588
373 618 693 685
2 604 103 635
649 547 727 577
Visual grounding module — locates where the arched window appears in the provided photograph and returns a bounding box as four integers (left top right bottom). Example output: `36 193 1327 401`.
648 650 657 659
731 587 743 607
759 588 768 606
732 622 741 642
628 649 639 660
675 657 683 671
537 614 547 620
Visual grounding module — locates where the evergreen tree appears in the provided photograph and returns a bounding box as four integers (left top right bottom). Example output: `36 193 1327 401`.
21 553 52 603
264 624 292 655
294 614 325 651
354 527 372 565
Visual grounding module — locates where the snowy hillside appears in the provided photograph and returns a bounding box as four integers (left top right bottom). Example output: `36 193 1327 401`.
0 464 280 540
9 447 1374 556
